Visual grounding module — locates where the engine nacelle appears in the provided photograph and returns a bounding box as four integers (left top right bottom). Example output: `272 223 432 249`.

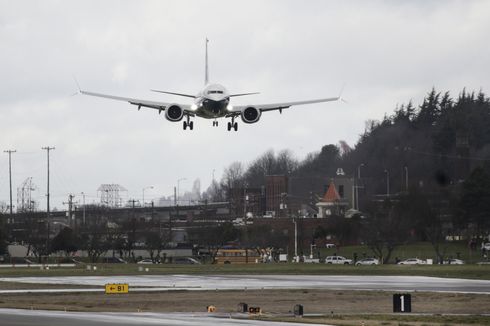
165 105 184 122
241 107 261 124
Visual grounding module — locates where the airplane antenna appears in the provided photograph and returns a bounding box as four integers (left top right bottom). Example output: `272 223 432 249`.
205 38 209 85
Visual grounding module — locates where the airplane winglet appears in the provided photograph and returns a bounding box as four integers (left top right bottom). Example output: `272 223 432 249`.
338 83 348 103
72 75 82 96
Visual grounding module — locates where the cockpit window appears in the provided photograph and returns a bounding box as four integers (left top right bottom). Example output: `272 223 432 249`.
208 90 224 94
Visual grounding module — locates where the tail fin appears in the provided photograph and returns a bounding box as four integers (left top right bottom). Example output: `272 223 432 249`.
204 38 209 85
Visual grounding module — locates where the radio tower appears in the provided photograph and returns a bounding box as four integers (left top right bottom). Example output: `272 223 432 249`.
17 177 38 213
98 184 127 208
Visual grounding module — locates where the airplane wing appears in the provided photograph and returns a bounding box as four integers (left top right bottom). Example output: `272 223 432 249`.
229 96 340 115
80 90 192 113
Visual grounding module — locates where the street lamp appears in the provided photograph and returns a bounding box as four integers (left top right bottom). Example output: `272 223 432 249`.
142 186 154 207
293 219 298 261
177 178 186 206
356 163 365 210
384 169 390 197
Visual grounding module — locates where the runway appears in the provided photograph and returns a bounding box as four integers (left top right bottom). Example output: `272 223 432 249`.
1 274 489 294
0 309 325 326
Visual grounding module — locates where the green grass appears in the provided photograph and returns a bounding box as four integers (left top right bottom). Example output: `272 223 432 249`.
1 242 487 279
0 262 489 279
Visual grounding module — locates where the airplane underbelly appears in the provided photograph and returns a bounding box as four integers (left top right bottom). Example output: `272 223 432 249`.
200 99 228 118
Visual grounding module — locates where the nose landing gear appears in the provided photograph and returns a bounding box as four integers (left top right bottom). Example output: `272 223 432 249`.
212 120 219 127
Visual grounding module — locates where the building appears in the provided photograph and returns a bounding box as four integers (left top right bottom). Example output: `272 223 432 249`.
316 180 350 217
265 175 288 217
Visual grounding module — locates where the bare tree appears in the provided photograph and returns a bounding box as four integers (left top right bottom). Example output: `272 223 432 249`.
144 228 170 262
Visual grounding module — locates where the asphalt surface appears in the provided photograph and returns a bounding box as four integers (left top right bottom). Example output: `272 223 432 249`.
1 275 490 294
0 309 324 326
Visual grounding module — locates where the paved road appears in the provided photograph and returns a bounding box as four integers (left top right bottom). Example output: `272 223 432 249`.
0 309 324 326
1 275 489 294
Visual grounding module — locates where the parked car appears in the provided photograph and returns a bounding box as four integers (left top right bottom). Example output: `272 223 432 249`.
137 259 159 264
325 243 336 248
102 257 127 264
325 256 352 265
173 257 201 264
303 256 320 263
482 243 490 251
443 259 464 265
355 258 380 266
397 258 425 265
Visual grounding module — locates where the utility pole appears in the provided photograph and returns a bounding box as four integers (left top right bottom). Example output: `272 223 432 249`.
42 146 55 251
81 192 86 226
4 149 16 217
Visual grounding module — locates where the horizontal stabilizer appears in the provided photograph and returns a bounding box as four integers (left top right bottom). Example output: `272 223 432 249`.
229 92 260 97
150 89 196 98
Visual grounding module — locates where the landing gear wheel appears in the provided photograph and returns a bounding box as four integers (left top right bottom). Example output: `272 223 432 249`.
227 122 231 131
189 121 194 130
233 122 238 131
183 121 187 130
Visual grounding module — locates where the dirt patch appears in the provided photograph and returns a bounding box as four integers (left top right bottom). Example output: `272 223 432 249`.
1 289 489 316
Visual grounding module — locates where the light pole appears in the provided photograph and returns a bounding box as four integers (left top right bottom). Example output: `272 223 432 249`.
384 169 390 197
356 163 364 210
177 178 186 206
293 219 298 261
142 186 154 207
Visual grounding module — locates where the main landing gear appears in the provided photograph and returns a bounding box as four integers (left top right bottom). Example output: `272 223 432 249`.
227 117 238 131
183 116 194 130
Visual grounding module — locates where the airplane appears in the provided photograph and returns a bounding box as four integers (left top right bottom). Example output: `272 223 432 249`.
79 39 341 131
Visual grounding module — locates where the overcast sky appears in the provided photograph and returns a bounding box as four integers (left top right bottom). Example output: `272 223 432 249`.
1 0 489 210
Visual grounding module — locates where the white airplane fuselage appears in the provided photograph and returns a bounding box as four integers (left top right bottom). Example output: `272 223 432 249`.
192 83 231 119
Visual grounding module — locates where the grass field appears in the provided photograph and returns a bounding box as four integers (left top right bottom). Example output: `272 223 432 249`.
2 241 488 279
1 262 490 280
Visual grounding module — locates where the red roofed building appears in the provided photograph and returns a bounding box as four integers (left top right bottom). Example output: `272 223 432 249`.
316 180 349 217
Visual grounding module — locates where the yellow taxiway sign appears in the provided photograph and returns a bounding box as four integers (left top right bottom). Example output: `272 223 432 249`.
105 283 129 294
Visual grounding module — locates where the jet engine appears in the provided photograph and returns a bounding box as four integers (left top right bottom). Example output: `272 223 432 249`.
165 105 184 122
241 107 261 124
